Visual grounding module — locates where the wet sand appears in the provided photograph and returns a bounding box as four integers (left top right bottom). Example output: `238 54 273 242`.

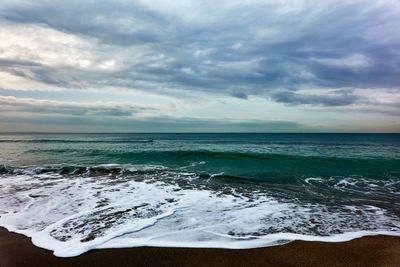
0 227 399 267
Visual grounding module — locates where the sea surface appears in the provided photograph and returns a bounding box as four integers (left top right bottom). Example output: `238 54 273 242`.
0 133 399 257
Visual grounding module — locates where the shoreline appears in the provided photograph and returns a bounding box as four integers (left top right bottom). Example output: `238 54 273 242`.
1 227 399 267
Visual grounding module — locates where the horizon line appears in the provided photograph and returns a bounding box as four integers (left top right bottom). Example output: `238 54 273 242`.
0 132 399 134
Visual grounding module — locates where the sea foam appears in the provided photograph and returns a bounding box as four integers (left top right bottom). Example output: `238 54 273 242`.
0 165 399 257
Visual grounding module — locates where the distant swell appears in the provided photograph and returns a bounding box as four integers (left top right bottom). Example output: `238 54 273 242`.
0 139 154 144
22 150 400 181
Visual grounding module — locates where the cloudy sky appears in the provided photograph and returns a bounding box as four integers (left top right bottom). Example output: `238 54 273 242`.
0 0 399 132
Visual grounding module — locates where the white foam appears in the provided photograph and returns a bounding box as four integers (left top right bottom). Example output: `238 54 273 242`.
32 208 177 257
304 177 324 184
207 172 224 182
0 170 399 257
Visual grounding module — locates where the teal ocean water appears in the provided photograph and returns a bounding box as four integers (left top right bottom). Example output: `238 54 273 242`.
0 133 399 256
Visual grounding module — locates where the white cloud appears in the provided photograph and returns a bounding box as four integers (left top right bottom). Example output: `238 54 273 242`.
313 54 373 70
0 23 97 69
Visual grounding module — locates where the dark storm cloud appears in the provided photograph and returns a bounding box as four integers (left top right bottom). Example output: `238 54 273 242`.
0 59 41 67
1 0 400 106
272 90 362 106
0 96 150 117
230 91 248 100
0 1 168 46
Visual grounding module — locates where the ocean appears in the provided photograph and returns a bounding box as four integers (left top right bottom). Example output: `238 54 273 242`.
0 133 399 257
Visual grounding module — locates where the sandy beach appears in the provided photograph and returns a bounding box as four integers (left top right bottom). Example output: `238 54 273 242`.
0 227 399 267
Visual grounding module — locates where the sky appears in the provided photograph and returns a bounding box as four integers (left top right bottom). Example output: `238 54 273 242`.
0 0 399 133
